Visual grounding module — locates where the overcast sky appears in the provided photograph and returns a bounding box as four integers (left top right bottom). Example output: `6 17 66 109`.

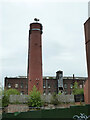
0 0 89 87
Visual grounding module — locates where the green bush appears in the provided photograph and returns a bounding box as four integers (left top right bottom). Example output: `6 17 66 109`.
2 89 20 107
72 82 84 95
58 91 62 95
0 86 2 107
27 85 43 108
75 88 84 95
2 95 9 107
4 89 20 96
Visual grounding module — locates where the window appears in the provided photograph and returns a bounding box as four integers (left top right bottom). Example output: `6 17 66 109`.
8 83 11 88
46 77 49 79
26 84 28 88
48 91 51 95
43 91 46 95
64 90 68 95
21 83 23 88
37 82 39 85
70 84 73 89
64 84 67 89
43 81 46 88
15 84 18 88
48 84 50 88
20 91 24 95
80 84 82 88
54 84 57 88
70 90 72 94
54 91 56 93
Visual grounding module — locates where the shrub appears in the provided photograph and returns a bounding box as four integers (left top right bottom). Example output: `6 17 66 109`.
58 91 62 95
4 89 20 96
2 89 20 107
75 88 84 95
0 86 2 107
27 85 43 108
72 82 84 95
2 95 9 107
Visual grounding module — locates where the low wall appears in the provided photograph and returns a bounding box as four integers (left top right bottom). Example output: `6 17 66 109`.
9 94 74 103
5 104 29 113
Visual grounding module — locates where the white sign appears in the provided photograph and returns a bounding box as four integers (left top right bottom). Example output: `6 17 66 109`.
73 113 90 120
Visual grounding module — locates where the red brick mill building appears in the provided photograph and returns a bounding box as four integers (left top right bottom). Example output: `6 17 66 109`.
4 72 87 95
4 18 88 97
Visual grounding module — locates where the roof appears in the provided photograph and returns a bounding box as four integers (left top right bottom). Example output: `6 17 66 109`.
5 76 27 79
5 76 87 80
84 17 90 25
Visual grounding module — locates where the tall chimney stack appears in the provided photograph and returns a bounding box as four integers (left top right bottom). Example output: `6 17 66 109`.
28 19 43 94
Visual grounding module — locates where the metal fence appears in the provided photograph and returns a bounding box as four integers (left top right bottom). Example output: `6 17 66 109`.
2 104 90 119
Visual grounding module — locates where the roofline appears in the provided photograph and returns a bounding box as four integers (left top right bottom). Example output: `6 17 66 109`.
84 17 90 25
5 76 87 79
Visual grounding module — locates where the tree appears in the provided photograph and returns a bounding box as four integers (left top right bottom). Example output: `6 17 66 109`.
72 82 78 95
4 88 20 96
72 82 84 95
27 85 43 108
2 89 20 107
0 86 2 96
0 86 3 107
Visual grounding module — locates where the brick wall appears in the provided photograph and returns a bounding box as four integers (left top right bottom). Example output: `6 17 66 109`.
5 77 28 95
5 104 29 113
84 79 88 104
5 77 86 95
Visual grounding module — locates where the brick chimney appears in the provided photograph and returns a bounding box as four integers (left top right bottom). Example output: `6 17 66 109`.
27 19 43 94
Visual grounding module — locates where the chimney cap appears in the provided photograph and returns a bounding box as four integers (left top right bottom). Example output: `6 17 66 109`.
34 18 39 22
